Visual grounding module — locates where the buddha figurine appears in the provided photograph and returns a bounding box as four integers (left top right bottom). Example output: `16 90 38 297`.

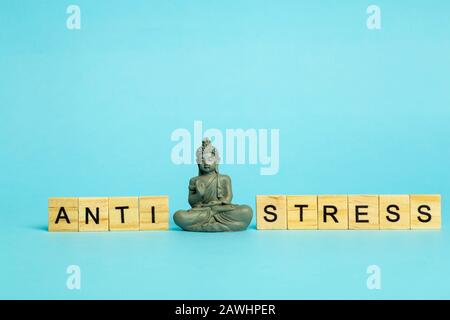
173 138 253 232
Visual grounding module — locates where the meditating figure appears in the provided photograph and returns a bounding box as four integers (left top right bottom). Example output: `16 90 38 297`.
173 138 253 232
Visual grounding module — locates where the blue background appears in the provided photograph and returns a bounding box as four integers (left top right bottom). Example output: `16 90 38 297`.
1 0 449 299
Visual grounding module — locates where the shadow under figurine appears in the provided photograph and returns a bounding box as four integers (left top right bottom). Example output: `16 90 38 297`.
173 138 253 232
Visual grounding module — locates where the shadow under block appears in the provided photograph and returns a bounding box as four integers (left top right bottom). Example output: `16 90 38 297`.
79 197 109 232
287 195 318 229
48 198 79 232
379 195 410 229
318 195 348 230
348 195 379 230
139 196 169 230
109 197 139 231
410 194 441 229
256 195 287 230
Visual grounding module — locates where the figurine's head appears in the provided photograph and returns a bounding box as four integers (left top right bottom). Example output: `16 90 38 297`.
196 138 220 175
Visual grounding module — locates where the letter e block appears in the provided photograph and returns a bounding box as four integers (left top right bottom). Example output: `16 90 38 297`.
348 195 379 230
318 195 348 230
256 195 287 230
410 194 441 229
109 197 139 231
379 195 410 229
139 196 169 230
287 195 317 229
79 197 109 232
48 197 79 232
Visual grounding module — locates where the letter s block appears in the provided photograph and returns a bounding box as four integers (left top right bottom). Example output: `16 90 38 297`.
256 195 287 230
48 197 79 232
410 194 441 229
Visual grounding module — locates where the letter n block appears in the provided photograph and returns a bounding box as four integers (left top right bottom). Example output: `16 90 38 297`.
410 194 441 229
109 197 139 231
318 195 348 230
348 195 379 230
48 198 79 232
256 195 287 230
79 197 109 232
139 196 169 230
379 195 410 229
287 195 317 229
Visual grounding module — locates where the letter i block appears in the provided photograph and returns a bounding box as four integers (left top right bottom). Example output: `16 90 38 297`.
48 198 79 232
109 197 139 231
379 195 410 229
79 197 109 232
318 195 348 230
410 195 441 229
139 196 169 230
287 195 318 229
256 195 287 230
348 195 379 230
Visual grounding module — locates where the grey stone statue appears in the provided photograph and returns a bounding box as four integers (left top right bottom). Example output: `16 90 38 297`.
173 138 253 232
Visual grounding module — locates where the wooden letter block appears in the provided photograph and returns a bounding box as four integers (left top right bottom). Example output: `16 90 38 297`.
48 198 79 232
318 195 348 230
79 197 109 232
139 196 169 230
379 195 410 229
256 195 287 230
410 194 441 229
287 195 317 229
109 197 139 231
348 195 379 230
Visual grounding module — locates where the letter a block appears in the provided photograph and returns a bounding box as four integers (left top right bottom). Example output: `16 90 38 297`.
79 197 109 232
48 198 79 232
109 197 139 231
410 194 441 229
139 196 169 230
379 195 410 229
287 195 318 229
348 195 379 230
318 195 348 230
256 195 287 230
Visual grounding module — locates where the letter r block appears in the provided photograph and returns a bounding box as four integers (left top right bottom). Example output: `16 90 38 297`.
48 197 79 232
410 194 441 229
256 195 287 230
109 197 139 231
318 195 348 230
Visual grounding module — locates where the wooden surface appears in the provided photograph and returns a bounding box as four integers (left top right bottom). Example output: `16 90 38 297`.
348 195 379 230
78 197 109 232
287 195 318 229
139 196 169 230
379 195 410 229
48 197 79 232
256 195 287 230
109 197 139 231
318 195 349 230
410 194 441 229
